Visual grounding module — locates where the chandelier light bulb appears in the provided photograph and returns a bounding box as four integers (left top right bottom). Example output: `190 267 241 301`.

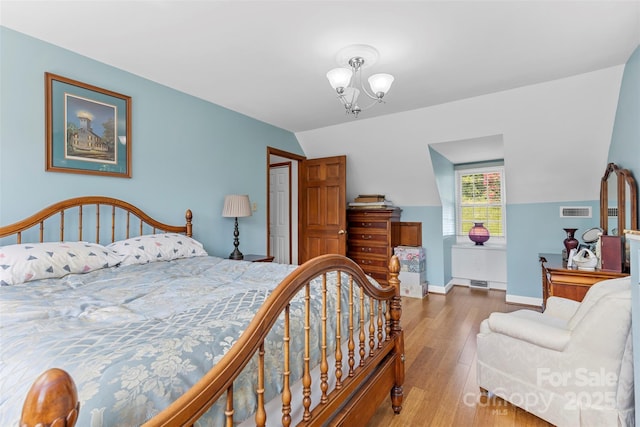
368 73 394 98
326 67 353 91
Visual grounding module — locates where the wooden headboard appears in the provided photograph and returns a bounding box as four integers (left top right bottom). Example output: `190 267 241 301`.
0 196 192 244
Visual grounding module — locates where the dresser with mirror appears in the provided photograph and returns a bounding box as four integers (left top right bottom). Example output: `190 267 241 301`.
540 162 638 307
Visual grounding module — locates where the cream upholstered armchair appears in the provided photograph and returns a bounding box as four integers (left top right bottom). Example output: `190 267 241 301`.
477 277 634 426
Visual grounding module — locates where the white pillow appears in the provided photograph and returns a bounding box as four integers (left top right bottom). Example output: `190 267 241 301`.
0 241 121 286
107 233 208 266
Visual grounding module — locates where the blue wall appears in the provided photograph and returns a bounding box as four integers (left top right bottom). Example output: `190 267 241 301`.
0 27 304 257
506 201 600 297
608 45 640 178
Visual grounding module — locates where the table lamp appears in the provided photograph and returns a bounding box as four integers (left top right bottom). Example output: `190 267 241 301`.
222 194 252 260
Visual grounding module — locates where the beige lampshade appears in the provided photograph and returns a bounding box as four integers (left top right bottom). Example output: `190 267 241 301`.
222 194 252 218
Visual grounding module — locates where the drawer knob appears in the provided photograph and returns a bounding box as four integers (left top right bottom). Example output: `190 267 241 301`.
362 235 372 240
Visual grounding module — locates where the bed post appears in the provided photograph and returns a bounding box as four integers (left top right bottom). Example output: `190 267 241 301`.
388 255 404 414
20 368 79 427
185 209 193 237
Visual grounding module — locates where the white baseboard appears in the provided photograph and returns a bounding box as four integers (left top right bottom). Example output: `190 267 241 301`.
430 280 542 308
449 278 506 291
429 281 455 294
506 294 543 308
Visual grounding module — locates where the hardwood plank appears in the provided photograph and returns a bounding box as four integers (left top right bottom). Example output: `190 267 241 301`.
367 286 553 427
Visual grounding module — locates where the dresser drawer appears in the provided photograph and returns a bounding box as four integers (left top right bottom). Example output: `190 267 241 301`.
361 268 388 285
347 219 390 231
348 232 389 245
348 244 389 257
348 255 389 269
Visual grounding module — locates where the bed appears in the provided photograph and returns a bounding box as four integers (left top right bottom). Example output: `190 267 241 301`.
0 196 404 427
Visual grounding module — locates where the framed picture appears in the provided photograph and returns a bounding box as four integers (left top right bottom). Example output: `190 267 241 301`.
45 72 131 178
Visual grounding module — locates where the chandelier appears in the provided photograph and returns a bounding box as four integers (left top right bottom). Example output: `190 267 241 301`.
326 44 394 117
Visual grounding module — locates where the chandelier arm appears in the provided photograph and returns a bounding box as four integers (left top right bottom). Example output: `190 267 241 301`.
356 98 385 112
351 66 380 101
358 80 380 101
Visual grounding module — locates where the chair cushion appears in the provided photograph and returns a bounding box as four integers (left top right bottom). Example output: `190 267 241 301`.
567 277 631 330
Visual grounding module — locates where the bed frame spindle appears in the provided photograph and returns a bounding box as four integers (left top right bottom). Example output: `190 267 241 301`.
359 291 366 367
369 299 376 357
110 206 115 242
281 305 292 427
255 344 266 426
377 302 383 348
334 273 343 390
348 279 355 377
78 207 83 242
224 387 233 427
302 284 311 421
59 211 64 242
320 276 329 403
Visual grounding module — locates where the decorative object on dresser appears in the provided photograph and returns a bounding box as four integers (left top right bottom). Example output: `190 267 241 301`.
581 227 603 252
221 194 252 260
571 248 598 270
539 253 628 308
600 234 623 272
562 227 579 262
347 207 401 286
468 222 490 245
348 194 394 209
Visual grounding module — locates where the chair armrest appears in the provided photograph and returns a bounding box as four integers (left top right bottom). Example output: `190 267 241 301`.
488 312 571 351
544 296 580 320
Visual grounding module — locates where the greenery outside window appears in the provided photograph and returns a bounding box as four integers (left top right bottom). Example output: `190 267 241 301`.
456 165 505 238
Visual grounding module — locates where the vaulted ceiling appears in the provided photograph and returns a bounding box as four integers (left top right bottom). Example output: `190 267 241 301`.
1 1 639 133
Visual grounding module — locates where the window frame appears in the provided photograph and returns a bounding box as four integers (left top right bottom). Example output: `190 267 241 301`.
455 165 506 242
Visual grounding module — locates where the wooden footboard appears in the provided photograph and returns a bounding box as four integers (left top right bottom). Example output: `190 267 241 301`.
143 254 404 427
5 197 404 427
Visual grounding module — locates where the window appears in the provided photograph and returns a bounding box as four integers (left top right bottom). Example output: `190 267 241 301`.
456 166 505 238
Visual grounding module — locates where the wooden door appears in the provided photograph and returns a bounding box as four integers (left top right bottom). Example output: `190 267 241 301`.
299 155 347 263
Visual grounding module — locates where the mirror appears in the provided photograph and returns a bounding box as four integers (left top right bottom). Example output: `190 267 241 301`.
600 162 638 235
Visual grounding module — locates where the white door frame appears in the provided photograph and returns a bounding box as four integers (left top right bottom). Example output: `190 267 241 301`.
267 147 305 265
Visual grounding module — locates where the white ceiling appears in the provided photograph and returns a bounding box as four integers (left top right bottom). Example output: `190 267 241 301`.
1 1 639 133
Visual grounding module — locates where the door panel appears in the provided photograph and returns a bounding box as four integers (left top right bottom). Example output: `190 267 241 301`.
269 164 291 264
299 155 347 263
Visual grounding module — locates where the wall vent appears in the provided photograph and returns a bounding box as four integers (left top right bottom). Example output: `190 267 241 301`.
559 206 592 218
470 280 489 289
608 207 618 217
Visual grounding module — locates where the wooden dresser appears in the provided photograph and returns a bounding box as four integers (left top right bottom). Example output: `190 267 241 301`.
539 253 628 308
347 208 401 286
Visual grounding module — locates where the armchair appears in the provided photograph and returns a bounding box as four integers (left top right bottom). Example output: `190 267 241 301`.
477 277 634 426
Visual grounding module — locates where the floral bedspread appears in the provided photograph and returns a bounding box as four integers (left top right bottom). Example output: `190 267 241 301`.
0 256 363 426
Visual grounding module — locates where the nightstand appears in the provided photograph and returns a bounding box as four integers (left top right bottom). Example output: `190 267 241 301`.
241 254 275 262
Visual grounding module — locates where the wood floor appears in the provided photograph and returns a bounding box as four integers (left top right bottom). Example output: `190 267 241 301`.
367 286 555 427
